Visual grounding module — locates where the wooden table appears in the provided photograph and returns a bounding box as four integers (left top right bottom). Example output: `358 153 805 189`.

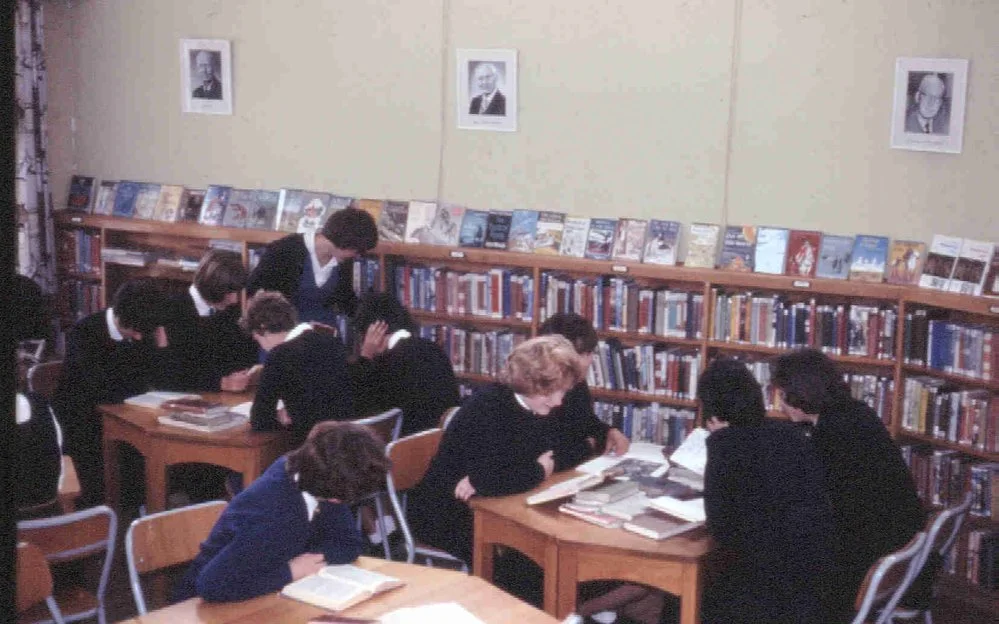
101 392 292 514
119 556 559 623
471 472 713 624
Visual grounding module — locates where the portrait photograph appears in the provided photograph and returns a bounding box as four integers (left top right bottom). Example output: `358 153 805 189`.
456 48 518 132
180 38 233 115
890 57 968 154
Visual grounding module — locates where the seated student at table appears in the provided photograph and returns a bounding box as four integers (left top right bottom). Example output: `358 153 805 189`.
15 391 64 518
771 348 926 622
241 290 354 444
407 335 584 563
246 207 378 326
698 358 836 624
174 421 391 603
157 249 258 392
349 291 460 437
52 278 169 507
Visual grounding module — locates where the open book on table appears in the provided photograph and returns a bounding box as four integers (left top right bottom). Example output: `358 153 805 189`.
525 472 604 505
624 495 706 541
124 391 200 409
281 564 404 612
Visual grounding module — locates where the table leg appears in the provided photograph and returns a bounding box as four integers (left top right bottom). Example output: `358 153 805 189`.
678 562 702 624
103 438 121 510
551 542 574 618
472 513 495 583
145 452 168 514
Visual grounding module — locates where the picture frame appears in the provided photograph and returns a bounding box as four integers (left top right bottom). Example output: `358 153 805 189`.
456 48 518 132
181 38 233 115
890 57 968 154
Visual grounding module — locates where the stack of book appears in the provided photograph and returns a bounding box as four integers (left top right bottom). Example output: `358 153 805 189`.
157 397 245 433
558 480 642 529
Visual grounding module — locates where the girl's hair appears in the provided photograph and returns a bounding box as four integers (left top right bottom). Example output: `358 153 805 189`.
239 290 297 335
285 421 391 501
500 335 583 397
697 358 766 426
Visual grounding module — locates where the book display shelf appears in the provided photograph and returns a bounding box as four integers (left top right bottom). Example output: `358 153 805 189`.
54 211 999 609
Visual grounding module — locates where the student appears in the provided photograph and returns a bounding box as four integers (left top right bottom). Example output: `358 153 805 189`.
699 358 835 624
15 391 64 517
349 291 460 437
173 421 391 603
241 290 354 444
537 312 630 468
407 335 584 563
51 279 169 507
246 207 378 325
771 348 925 622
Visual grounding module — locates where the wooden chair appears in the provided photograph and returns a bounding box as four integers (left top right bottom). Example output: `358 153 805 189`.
384 427 467 571
353 408 404 560
27 360 63 400
439 405 461 430
17 505 117 624
16 542 66 624
125 500 227 615
851 531 928 624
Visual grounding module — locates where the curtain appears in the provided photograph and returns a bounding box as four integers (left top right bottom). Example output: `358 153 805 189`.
14 0 55 292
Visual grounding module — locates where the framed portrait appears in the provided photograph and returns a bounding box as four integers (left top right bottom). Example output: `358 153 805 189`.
890 57 968 154
181 38 233 115
456 48 518 132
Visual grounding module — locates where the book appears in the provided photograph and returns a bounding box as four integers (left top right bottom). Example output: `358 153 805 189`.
623 511 704 541
199 185 232 226
274 190 326 234
684 223 721 269
483 210 514 250
848 235 889 283
611 218 648 262
526 472 605 505
919 234 963 291
599 492 651 521
666 466 704 492
558 502 624 529
66 175 96 213
643 220 681 266
280 564 404 612
152 185 186 223
983 248 999 298
124 391 200 409
784 230 822 277
327 194 352 217
352 198 385 227
884 240 927 285
584 218 617 261
668 427 709 476
112 181 141 218
377 200 409 243
559 216 590 258
719 225 757 272
298 194 334 234
403 200 440 244
435 203 466 246
574 479 640 504
160 397 227 415
243 189 282 230
753 226 789 275
132 183 162 220
458 209 489 248
815 234 854 280
221 189 255 228
508 209 539 253
947 239 994 296
93 180 118 216
533 211 565 255
646 495 706 523
157 413 247 433
180 189 206 223
377 602 487 624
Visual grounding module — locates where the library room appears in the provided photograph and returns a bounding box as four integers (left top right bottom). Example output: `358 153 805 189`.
7 1 998 623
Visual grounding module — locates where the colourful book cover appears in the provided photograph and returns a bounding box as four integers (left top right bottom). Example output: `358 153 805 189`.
152 184 186 223
559 216 590 258
947 239 994 296
848 235 889 283
404 200 439 244
508 209 539 253
112 180 141 218
298 192 333 234
328 194 352 215
643 220 681 266
753 226 789 275
719 225 757 272
433 203 465 247
243 190 281 230
484 210 514 250
352 198 385 227
92 181 117 216
784 230 822 277
199 185 232 226
459 209 489 248
918 235 963 291
815 234 854 280
534 211 566 255
223 189 256 228
611 218 648 262
684 223 720 269
377 200 409 243
66 175 96 213
585 218 618 261
132 183 162 220
180 189 205 223
885 240 927 285
981 247 999 298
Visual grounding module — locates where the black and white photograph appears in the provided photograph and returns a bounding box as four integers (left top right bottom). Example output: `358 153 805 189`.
890 57 968 154
456 48 517 132
180 38 233 115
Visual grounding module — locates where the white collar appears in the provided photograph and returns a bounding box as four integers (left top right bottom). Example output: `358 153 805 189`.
106 308 124 342
514 393 531 412
387 329 412 350
284 323 314 343
189 284 213 317
293 472 320 521
15 393 31 424
303 232 338 287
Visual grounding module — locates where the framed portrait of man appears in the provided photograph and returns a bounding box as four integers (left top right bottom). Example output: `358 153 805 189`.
181 38 233 115
456 48 518 132
890 57 968 154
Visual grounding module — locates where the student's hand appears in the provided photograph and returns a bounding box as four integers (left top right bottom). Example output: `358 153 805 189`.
454 475 477 501
276 407 292 427
288 553 326 581
220 370 250 392
536 450 555 478
154 326 169 348
359 321 389 359
604 428 631 456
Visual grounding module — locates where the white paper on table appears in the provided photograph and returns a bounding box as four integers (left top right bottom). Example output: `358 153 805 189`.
379 602 486 624
228 401 253 417
576 441 668 476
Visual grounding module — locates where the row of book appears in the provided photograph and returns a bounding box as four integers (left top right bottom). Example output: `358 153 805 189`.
902 313 997 382
390 266 535 322
56 280 101 322
901 377 997 452
418 326 528 377
588 341 701 399
65 175 999 295
592 401 697 450
56 229 101 275
966 529 999 589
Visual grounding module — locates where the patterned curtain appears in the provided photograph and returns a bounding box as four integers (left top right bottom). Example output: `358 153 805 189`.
14 0 55 292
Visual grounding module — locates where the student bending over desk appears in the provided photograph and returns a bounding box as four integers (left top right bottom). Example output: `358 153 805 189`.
174 421 391 603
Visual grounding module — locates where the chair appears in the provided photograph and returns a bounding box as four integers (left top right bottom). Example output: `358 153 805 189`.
353 408 404 560
439 405 461 430
851 531 928 624
17 505 117 624
16 542 66 624
384 427 468 571
125 500 227 615
27 361 63 400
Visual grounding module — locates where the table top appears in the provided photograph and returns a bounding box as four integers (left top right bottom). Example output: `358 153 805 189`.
470 470 712 560
119 557 559 623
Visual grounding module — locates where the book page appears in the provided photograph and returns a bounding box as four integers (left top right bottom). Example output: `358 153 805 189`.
647 496 706 523
668 428 708 476
576 441 667 475
526 473 603 505
125 391 199 409
283 574 364 611
318 564 400 593
380 602 486 624
228 401 253 417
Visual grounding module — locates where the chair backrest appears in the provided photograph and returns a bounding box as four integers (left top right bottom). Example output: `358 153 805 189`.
355 407 404 445
927 491 973 563
852 531 927 624
439 405 461 430
17 541 53 613
17 505 117 623
387 427 444 493
125 500 227 614
28 360 63 399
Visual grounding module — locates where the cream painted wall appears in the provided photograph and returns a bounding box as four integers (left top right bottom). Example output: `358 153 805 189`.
44 0 998 248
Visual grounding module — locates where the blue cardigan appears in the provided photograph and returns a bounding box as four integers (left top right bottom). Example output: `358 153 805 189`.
173 456 363 603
